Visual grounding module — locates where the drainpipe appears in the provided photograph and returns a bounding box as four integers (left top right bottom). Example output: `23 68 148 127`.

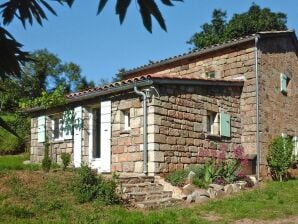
134 86 148 175
255 36 260 181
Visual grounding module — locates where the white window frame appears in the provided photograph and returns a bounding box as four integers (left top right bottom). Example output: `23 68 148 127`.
52 116 63 141
207 111 219 135
124 110 131 131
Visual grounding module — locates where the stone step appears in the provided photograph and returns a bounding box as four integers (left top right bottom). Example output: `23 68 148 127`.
127 191 173 202
120 182 164 193
135 198 179 209
117 176 155 184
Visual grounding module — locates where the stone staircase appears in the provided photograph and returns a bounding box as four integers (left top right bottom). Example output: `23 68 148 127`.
118 176 179 209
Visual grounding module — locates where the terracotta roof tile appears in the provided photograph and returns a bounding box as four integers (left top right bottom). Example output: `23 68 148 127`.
66 75 243 99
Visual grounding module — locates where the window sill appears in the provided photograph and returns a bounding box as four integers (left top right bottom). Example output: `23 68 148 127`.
206 134 221 140
120 130 131 135
51 139 64 143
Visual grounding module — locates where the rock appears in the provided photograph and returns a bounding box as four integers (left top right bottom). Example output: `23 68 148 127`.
186 194 194 203
236 181 247 190
207 188 217 199
224 184 233 194
186 171 196 184
22 160 31 165
195 195 210 203
231 183 240 193
193 189 210 197
215 189 225 198
209 183 224 191
182 184 195 195
246 175 258 185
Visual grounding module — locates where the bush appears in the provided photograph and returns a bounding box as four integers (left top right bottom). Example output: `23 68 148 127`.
165 169 188 187
42 143 51 172
61 153 71 170
267 136 294 181
71 165 120 204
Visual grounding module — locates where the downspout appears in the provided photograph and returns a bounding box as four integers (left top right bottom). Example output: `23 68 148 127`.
255 36 260 181
134 86 148 175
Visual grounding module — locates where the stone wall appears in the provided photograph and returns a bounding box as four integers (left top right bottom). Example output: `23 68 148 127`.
110 93 149 174
126 42 258 158
148 84 242 174
258 36 298 176
30 117 73 165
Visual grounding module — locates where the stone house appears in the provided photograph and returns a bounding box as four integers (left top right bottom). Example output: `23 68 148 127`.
29 30 298 178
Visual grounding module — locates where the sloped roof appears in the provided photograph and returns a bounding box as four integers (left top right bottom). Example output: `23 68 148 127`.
66 75 243 100
123 30 297 76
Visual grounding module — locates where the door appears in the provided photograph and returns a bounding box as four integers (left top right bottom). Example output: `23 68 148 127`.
89 101 111 172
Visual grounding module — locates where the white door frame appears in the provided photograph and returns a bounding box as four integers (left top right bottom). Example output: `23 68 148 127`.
88 101 111 172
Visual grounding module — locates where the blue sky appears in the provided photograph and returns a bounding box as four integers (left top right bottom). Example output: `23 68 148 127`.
7 0 298 84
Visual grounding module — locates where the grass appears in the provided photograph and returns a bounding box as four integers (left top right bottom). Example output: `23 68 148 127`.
0 155 297 223
0 154 40 171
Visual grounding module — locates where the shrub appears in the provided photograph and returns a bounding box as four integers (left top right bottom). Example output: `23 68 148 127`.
61 153 71 170
42 142 51 172
71 165 120 204
165 169 188 187
267 136 294 181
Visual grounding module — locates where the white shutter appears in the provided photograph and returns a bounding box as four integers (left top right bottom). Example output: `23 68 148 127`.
73 106 82 168
37 116 45 143
100 101 111 172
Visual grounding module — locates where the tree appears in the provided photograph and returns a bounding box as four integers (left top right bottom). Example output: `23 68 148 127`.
20 49 94 99
0 0 183 79
113 68 128 82
267 136 294 182
188 4 288 49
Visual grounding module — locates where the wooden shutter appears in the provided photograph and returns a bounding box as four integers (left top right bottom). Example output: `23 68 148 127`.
37 116 46 143
220 112 231 137
280 73 288 93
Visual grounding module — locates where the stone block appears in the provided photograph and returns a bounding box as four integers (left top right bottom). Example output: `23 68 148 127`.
148 151 165 162
182 184 195 195
134 161 143 173
148 162 159 173
122 162 134 172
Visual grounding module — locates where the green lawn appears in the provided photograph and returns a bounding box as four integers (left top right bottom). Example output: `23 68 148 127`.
0 155 297 223
0 154 39 171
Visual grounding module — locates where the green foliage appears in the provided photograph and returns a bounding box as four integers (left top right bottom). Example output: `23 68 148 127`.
42 142 52 172
71 165 120 205
188 4 287 49
61 153 71 171
1 169 298 223
267 136 294 181
0 0 181 81
20 85 66 109
165 169 188 187
0 154 40 171
218 159 241 184
0 113 30 154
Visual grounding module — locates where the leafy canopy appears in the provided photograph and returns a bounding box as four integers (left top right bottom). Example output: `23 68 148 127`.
0 0 183 79
188 4 288 49
267 136 294 182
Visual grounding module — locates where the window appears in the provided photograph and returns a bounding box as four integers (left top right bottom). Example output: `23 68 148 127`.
207 111 219 135
280 73 290 94
124 110 131 131
52 116 63 140
206 71 215 79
